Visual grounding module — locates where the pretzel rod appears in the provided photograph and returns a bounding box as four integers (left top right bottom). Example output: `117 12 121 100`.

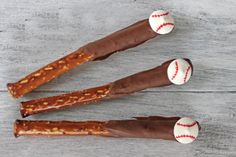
20 58 193 118
14 116 200 144
7 19 156 98
20 84 111 118
14 120 109 137
7 52 93 98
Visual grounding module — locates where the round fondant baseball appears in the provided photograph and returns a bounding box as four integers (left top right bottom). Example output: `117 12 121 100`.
167 58 192 85
149 10 174 34
174 117 199 144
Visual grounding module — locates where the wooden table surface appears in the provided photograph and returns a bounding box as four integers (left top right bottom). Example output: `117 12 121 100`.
0 0 236 156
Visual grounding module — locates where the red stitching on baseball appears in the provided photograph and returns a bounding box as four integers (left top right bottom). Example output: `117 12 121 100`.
171 61 178 80
152 12 169 18
184 65 191 83
177 121 197 127
175 135 196 139
156 23 174 32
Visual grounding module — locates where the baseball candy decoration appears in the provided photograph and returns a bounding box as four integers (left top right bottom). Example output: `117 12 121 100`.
174 117 200 144
167 58 192 85
149 10 175 34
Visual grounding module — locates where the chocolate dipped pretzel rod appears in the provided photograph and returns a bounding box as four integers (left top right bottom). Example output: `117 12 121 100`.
14 116 200 144
7 10 174 98
20 58 193 118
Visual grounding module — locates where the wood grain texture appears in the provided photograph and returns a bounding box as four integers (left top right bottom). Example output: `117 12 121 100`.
0 0 236 157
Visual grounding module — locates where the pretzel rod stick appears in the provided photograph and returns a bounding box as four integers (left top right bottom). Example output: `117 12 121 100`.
14 116 200 144
20 84 111 118
7 52 93 98
20 58 193 118
14 120 109 137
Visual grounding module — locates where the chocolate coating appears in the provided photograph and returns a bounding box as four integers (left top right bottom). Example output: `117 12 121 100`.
82 19 157 60
105 116 180 140
108 59 174 97
14 116 181 141
7 19 157 98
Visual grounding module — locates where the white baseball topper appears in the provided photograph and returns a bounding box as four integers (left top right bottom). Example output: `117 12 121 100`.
149 10 175 34
174 117 200 144
167 58 192 85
